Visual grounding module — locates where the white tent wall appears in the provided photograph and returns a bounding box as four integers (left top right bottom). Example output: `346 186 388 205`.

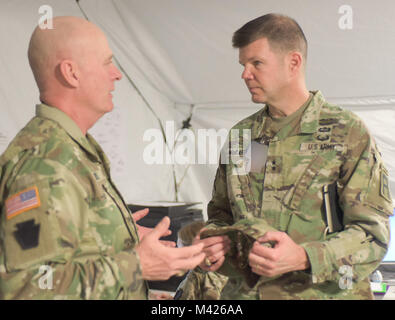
0 0 394 219
0 0 84 151
0 0 181 204
79 0 189 203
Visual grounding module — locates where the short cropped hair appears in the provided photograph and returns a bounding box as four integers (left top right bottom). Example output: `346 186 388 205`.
232 13 308 62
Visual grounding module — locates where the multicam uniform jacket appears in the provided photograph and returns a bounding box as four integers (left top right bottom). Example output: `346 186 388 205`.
0 104 147 299
207 91 393 299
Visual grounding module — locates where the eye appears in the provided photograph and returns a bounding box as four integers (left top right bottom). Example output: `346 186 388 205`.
253 60 262 67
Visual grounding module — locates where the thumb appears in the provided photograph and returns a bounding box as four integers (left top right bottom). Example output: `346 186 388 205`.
150 216 171 240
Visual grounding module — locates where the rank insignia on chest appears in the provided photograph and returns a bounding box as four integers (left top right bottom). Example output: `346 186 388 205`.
5 186 41 220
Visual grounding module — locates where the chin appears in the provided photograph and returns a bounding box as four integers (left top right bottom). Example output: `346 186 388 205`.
251 96 267 104
105 101 115 112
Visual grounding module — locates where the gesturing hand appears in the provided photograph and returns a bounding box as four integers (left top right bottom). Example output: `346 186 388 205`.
136 216 205 280
132 208 175 247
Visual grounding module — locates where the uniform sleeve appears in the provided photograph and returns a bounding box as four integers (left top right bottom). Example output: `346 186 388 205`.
0 158 145 300
207 162 234 227
301 120 393 284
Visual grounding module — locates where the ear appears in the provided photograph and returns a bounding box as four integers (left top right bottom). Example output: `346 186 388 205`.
58 59 80 88
287 51 303 75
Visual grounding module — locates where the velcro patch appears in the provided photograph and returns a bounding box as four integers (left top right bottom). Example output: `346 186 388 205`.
380 166 391 202
5 186 41 220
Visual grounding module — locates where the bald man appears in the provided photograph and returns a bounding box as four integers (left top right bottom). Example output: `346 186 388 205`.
0 16 204 300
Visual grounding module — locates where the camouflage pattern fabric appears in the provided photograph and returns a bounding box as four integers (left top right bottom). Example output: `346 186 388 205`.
177 267 228 300
176 220 228 300
207 91 393 299
0 104 147 299
200 218 277 287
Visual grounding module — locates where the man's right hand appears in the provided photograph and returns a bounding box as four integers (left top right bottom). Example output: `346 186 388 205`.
136 216 205 281
193 231 231 272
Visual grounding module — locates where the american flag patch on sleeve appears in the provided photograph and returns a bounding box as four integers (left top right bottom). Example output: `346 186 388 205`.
5 186 41 220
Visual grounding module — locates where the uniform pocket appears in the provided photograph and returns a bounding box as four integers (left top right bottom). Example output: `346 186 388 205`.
282 154 325 214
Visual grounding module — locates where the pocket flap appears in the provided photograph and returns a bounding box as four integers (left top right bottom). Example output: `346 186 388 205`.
282 154 325 211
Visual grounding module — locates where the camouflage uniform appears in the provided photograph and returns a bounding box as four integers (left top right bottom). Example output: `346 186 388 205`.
207 91 393 299
177 267 228 300
175 221 228 300
0 104 147 299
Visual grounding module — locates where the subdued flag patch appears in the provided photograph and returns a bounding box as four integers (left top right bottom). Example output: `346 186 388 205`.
5 186 41 219
380 168 391 202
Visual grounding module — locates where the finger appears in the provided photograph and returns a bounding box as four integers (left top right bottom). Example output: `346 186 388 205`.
160 240 176 247
172 242 204 259
249 251 275 270
251 265 265 276
174 252 206 273
199 236 230 249
137 225 152 234
192 233 201 243
203 241 229 257
162 229 172 237
207 246 229 263
132 208 149 222
206 256 225 272
250 241 275 259
251 264 275 277
150 216 171 240
258 231 284 244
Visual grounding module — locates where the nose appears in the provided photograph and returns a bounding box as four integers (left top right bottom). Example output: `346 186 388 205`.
112 64 123 81
241 66 254 80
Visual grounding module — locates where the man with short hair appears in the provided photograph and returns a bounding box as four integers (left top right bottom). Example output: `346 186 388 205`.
197 13 393 299
0 16 204 300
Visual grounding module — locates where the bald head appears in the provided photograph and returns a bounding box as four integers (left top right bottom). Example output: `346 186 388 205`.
28 16 106 93
27 16 122 134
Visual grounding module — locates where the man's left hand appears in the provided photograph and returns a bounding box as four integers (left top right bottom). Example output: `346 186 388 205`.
248 231 310 277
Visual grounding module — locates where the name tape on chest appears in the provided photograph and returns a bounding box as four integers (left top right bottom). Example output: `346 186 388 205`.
5 186 41 220
300 143 346 152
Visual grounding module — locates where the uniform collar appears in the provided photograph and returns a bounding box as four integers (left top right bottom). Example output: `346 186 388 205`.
251 90 325 141
35 104 101 162
299 90 326 134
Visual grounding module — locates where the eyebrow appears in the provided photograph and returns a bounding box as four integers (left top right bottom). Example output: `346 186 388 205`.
239 56 264 65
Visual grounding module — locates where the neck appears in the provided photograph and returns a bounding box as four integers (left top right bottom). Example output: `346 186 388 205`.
41 93 99 135
268 83 310 118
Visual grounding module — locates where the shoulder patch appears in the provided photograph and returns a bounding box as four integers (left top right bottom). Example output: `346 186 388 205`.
5 186 41 219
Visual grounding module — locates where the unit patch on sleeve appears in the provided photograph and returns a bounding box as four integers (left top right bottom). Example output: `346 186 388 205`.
5 186 41 220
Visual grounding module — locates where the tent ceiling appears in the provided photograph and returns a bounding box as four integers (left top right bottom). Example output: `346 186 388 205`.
107 0 395 104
